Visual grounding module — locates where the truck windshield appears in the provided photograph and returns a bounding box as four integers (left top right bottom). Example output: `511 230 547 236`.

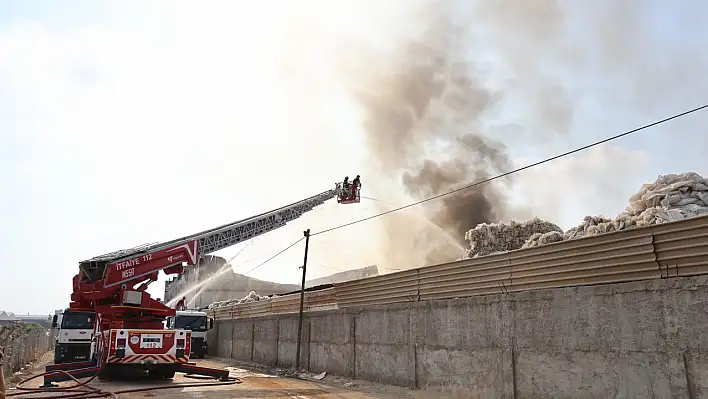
61 313 95 329
174 315 207 332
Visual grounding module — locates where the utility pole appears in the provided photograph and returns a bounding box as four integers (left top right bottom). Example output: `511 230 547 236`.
295 229 311 371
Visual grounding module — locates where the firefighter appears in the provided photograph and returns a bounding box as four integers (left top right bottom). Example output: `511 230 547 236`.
342 176 351 198
352 175 361 188
175 296 187 311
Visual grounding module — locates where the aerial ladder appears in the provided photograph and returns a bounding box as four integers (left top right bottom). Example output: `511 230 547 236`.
42 179 361 387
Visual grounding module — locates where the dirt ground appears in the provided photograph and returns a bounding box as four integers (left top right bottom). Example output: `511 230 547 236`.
6 356 453 398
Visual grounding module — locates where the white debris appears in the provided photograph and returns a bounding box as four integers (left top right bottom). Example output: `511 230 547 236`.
464 172 708 258
563 215 624 240
236 291 269 304
559 172 708 241
625 172 708 221
522 230 565 248
464 217 563 258
207 291 279 309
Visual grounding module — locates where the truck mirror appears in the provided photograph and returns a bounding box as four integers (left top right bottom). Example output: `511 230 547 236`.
207 317 214 330
52 315 58 328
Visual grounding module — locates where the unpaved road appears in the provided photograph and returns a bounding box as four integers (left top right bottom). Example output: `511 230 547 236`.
9 358 433 398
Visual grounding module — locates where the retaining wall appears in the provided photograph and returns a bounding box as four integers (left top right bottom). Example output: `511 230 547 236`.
0 323 53 375
210 275 708 398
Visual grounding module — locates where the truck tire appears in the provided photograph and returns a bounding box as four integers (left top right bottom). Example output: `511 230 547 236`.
163 369 176 379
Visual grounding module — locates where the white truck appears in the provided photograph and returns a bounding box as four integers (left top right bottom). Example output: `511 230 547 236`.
51 309 96 364
165 309 213 358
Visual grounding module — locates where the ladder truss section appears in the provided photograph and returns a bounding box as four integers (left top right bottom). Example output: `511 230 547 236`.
197 189 337 255
81 189 337 266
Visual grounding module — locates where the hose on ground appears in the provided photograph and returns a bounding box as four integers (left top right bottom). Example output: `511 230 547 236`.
6 368 241 398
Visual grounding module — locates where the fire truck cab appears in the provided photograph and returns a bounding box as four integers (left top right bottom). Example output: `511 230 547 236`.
166 310 214 358
52 309 96 364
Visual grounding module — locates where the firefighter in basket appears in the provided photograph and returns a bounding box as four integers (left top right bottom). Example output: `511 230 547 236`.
341 176 351 198
339 175 361 201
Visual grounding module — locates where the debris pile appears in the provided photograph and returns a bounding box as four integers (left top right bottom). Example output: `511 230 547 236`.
560 172 708 240
463 172 708 258
464 218 563 258
522 230 565 248
207 291 277 309
563 215 622 240
624 172 708 221
237 291 270 304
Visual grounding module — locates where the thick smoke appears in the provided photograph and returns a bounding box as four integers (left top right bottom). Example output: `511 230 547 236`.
331 0 708 269
401 135 513 241
348 6 520 265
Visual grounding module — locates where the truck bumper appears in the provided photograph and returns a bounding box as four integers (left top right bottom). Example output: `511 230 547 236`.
190 338 208 358
54 343 92 364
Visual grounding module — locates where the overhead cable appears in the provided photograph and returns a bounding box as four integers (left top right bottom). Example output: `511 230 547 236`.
312 104 708 236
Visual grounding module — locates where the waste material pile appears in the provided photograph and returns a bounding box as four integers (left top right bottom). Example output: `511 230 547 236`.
464 172 708 258
561 172 708 239
207 291 277 309
464 218 563 258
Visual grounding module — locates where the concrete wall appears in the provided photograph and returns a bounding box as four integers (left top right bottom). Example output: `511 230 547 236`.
210 276 708 398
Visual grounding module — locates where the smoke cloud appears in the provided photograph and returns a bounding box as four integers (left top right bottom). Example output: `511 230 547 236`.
277 0 708 270
341 4 526 266
338 0 708 268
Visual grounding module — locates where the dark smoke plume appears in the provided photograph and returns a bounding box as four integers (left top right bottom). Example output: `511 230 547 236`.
348 6 516 265
333 0 708 268
402 135 513 241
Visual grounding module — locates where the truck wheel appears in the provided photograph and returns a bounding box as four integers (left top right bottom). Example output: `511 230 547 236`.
163 369 176 379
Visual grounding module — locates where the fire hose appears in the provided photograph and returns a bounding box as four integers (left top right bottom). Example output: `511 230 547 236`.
7 370 240 399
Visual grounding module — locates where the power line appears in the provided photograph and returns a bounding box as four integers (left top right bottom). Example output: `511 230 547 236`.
225 238 258 265
241 237 304 276
312 104 708 236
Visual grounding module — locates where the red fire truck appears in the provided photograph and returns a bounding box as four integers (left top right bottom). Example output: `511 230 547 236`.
42 180 360 387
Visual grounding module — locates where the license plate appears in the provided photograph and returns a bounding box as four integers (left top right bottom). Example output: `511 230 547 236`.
140 334 163 349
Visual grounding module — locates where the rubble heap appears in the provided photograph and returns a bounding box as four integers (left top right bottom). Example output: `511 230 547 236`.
561 172 708 240
522 230 565 248
207 291 277 309
464 217 563 258
463 172 708 258
623 172 708 222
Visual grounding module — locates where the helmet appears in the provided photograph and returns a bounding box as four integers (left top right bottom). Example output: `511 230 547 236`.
344 176 349 180
356 175 360 178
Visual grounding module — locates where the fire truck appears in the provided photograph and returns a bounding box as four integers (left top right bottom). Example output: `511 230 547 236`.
166 309 211 358
52 309 95 364
42 179 360 387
